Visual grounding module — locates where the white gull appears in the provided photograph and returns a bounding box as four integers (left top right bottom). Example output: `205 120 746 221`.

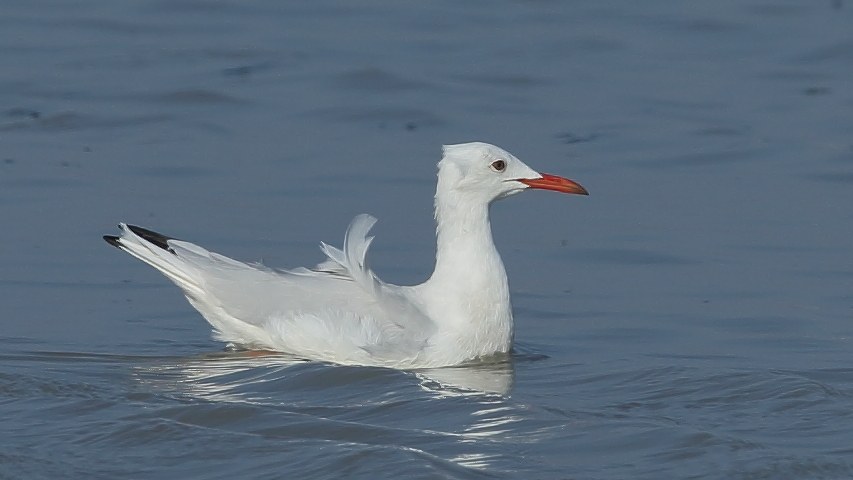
104 142 588 368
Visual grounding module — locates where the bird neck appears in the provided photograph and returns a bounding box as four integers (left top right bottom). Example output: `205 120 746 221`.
432 190 501 275
426 188 512 323
418 190 513 358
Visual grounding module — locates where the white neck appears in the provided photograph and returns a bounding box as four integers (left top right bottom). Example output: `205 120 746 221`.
416 184 514 360
432 192 501 283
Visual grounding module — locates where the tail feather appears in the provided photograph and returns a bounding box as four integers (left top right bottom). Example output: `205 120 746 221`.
103 235 122 248
126 224 178 252
104 223 205 299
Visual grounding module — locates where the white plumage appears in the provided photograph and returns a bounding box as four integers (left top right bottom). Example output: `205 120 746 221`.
105 142 587 368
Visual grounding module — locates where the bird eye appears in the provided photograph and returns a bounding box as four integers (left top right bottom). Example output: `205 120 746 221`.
491 160 506 172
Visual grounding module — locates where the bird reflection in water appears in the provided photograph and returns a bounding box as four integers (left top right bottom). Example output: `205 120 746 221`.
133 350 522 472
137 349 515 397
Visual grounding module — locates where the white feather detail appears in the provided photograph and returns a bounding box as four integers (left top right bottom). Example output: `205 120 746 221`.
315 214 380 294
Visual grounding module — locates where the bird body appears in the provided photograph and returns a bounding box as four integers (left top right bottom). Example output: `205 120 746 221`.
105 142 587 368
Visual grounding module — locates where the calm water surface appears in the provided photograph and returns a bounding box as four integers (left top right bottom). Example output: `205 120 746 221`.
2 1 852 478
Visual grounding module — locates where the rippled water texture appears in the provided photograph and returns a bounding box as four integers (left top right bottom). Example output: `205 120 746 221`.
2 1 852 479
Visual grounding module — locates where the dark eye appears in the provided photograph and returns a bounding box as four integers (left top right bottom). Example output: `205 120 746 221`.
491 160 506 172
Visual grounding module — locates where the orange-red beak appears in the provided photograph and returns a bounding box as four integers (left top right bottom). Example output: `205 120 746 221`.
519 174 589 195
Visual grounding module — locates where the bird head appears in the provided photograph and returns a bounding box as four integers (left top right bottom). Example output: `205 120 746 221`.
437 142 588 204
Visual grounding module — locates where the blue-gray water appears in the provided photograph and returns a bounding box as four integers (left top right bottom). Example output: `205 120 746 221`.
2 1 852 478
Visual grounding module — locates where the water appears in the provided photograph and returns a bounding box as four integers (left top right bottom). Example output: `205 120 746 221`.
2 0 852 478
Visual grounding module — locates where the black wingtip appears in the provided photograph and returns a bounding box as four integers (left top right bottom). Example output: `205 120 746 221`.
126 224 178 252
103 235 122 248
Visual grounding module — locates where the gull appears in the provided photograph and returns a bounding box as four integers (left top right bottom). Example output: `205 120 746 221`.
104 142 587 368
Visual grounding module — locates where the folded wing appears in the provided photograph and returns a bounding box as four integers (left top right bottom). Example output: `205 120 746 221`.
106 216 434 366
